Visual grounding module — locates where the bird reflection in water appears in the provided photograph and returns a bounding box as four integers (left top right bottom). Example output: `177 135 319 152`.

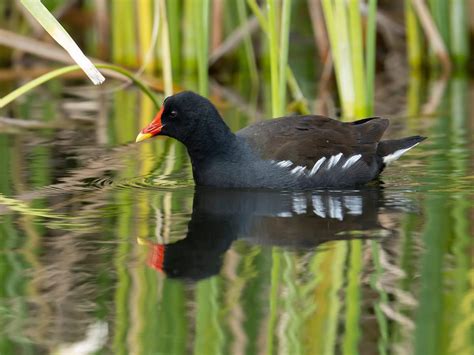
143 187 411 281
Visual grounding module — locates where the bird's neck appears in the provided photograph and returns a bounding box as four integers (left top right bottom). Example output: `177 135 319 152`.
184 120 239 166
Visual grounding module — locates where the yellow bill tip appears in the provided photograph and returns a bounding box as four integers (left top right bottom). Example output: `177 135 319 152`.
136 237 150 246
135 132 152 143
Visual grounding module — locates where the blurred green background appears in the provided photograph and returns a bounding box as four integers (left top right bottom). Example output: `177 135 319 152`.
0 1 472 354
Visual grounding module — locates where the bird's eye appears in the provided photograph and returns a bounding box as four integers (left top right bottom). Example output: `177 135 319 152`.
170 110 178 118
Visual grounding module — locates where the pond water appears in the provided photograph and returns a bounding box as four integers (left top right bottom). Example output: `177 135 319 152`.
0 76 472 355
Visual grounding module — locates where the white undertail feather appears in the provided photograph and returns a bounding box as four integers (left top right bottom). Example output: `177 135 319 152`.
383 143 419 165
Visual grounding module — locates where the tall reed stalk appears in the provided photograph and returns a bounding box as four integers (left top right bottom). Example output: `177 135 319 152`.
166 0 182 80
259 0 293 116
111 0 136 66
236 0 259 89
267 0 280 117
247 0 309 114
195 0 210 96
348 0 367 117
449 0 469 68
136 0 155 74
159 0 173 96
322 0 378 118
428 0 449 45
322 0 355 117
405 0 424 69
278 0 291 117
21 0 104 84
365 0 377 115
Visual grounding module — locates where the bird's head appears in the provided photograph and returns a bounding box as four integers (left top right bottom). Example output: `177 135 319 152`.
136 91 224 144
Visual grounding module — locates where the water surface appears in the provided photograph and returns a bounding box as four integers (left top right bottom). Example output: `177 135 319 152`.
0 77 472 355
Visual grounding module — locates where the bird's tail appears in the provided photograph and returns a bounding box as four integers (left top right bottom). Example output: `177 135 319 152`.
377 136 426 165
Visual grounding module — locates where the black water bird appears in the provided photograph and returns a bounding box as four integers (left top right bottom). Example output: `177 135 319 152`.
136 91 426 189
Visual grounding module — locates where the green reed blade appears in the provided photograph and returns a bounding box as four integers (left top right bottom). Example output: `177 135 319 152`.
195 0 210 96
348 0 367 117
111 0 136 67
449 0 469 68
278 0 291 116
0 64 160 109
167 0 182 80
136 0 155 73
159 0 174 97
322 0 356 118
236 0 259 88
427 0 450 68
183 0 198 83
428 0 449 45
247 0 309 114
335 0 355 118
267 0 280 117
365 0 377 115
405 0 424 69
20 0 105 84
246 0 269 33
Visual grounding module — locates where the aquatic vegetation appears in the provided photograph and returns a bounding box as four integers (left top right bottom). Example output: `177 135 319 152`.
21 0 104 84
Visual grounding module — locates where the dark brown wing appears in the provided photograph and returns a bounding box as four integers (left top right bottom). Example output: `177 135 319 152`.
237 115 389 167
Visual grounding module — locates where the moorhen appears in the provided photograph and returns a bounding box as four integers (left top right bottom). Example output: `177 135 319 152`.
136 91 426 189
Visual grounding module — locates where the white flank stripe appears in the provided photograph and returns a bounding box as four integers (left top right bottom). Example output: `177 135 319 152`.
383 143 419 165
276 160 293 168
310 157 327 176
291 166 306 175
326 153 343 169
312 195 326 218
277 212 292 218
342 154 362 169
